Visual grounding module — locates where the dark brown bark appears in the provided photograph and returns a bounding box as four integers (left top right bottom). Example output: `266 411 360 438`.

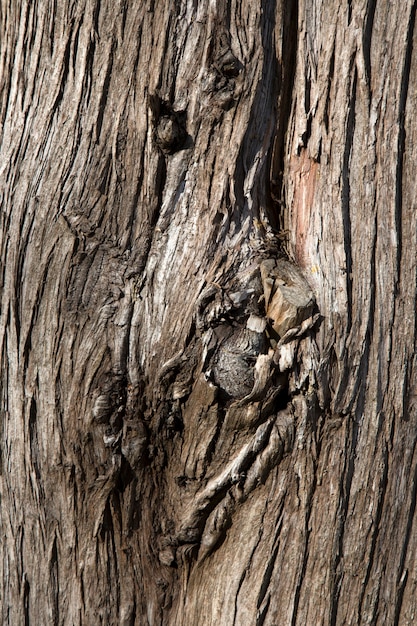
1 1 417 624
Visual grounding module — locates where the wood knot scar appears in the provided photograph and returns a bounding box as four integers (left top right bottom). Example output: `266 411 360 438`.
156 115 187 153
211 324 267 399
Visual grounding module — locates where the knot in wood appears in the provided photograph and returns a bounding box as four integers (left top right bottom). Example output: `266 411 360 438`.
156 115 186 153
212 324 267 399
217 49 240 77
91 374 126 426
214 30 241 78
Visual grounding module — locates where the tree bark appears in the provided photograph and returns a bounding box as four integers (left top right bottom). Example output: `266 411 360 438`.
1 1 417 624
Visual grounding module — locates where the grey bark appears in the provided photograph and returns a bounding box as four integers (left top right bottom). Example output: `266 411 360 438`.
1 1 417 625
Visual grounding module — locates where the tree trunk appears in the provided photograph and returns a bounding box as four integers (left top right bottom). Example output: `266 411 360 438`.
1 1 417 624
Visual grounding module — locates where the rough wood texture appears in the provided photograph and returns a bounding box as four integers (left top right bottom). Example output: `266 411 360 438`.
1 1 417 624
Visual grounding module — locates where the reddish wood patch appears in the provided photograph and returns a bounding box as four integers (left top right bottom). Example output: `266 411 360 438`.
290 150 320 268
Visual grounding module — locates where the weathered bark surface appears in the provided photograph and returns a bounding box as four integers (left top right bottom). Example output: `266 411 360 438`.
1 1 417 624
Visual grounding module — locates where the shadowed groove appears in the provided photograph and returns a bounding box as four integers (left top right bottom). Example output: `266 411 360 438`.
395 1 417 291
341 64 356 337
363 0 377 91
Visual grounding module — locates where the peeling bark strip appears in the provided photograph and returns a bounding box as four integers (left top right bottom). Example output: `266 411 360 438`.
1 1 417 625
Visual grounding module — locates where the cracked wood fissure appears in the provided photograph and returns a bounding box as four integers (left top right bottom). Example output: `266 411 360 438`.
1 1 417 625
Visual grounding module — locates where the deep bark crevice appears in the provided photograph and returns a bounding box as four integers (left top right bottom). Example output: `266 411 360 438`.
270 0 299 236
340 65 356 338
363 0 377 90
395 1 416 291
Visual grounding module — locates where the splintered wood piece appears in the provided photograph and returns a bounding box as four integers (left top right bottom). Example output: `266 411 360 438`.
260 259 315 337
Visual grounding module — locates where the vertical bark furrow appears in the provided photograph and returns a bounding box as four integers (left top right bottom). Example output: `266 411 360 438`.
362 0 376 88
357 443 389 621
393 445 417 624
340 67 357 338
395 1 417 287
